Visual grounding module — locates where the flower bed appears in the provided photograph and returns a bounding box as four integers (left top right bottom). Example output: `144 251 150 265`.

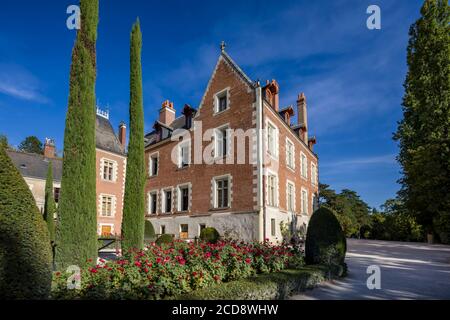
51 240 304 300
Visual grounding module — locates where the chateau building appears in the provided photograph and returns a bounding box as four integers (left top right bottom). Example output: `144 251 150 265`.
144 46 319 243
7 109 127 236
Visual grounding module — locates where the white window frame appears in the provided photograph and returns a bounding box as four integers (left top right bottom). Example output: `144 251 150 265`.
149 152 159 177
162 188 173 214
300 152 308 179
213 87 230 114
301 188 308 215
266 119 279 159
286 137 295 170
311 162 318 185
286 180 296 213
148 191 158 215
99 194 116 217
214 124 230 158
100 158 117 182
178 142 191 168
267 171 278 207
177 183 191 212
212 174 232 209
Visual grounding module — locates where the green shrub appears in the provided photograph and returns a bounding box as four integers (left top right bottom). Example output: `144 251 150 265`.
155 234 174 246
200 227 220 244
305 207 346 266
144 220 156 242
172 267 327 300
0 147 53 299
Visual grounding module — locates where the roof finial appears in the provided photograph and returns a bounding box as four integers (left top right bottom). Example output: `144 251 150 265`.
220 40 226 52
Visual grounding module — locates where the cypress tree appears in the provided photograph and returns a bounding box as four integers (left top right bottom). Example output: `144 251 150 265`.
394 0 450 241
0 146 52 299
121 20 145 252
43 163 56 243
56 0 99 268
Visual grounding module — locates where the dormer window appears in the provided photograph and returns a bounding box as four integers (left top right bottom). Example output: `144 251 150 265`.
214 88 230 114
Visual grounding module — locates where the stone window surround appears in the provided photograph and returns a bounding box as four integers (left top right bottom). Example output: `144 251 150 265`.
286 179 296 213
213 123 231 160
300 151 308 180
100 157 118 182
213 87 231 115
98 223 114 235
265 118 279 160
98 193 116 218
178 141 191 168
266 169 279 208
285 136 295 170
311 162 318 185
301 187 309 215
149 151 159 177
147 189 159 215
161 187 174 214
176 182 192 212
211 174 233 209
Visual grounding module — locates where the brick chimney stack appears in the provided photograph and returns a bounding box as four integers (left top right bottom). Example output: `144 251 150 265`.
297 93 308 142
44 138 56 158
118 122 126 148
265 80 279 111
159 100 176 126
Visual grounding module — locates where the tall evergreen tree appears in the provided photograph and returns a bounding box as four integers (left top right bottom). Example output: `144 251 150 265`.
121 20 145 252
394 0 450 241
56 0 99 268
18 136 43 154
0 146 52 298
43 163 56 243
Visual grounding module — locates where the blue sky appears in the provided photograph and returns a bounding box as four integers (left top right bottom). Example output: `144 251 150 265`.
0 0 423 209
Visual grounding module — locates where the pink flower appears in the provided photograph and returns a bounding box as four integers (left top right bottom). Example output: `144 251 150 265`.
245 258 252 264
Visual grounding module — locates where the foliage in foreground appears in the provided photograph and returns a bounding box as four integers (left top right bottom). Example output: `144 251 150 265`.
43 163 56 243
0 146 52 299
51 239 304 299
200 227 220 244
56 0 99 268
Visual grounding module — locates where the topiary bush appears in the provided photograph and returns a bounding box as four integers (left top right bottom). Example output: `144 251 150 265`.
155 234 174 246
144 220 156 242
305 207 347 267
0 146 53 299
200 227 220 244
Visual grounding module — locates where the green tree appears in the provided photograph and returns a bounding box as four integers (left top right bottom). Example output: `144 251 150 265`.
0 134 8 149
121 20 145 252
43 163 56 243
56 0 99 268
18 136 43 154
394 0 450 242
0 146 52 298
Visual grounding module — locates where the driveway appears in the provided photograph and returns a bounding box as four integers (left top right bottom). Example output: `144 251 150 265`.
291 239 450 300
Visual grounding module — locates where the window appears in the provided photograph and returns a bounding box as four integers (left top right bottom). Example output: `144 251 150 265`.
102 160 115 181
179 143 190 168
149 192 157 214
271 219 276 237
54 187 60 203
149 154 158 176
267 123 277 156
215 177 229 208
101 195 113 217
287 182 295 212
311 163 318 185
301 153 308 178
301 189 308 215
178 185 189 211
214 89 229 113
163 189 172 213
215 126 229 158
286 139 295 169
101 225 112 236
180 224 189 239
160 225 166 235
267 174 277 206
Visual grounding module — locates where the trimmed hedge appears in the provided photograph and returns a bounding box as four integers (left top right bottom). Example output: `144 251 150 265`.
155 234 174 246
0 146 53 299
172 266 328 300
305 207 347 266
200 227 220 244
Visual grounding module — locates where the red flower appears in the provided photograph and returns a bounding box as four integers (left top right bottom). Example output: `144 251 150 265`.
134 261 142 267
55 272 61 277
245 258 252 264
143 268 149 273
89 268 98 273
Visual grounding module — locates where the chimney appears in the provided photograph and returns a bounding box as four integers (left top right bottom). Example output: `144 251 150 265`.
118 122 126 148
44 138 56 158
297 93 308 142
265 80 279 111
159 100 176 126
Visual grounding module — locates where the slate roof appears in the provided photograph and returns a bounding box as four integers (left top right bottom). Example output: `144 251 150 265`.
7 150 63 182
7 114 125 181
95 115 125 155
